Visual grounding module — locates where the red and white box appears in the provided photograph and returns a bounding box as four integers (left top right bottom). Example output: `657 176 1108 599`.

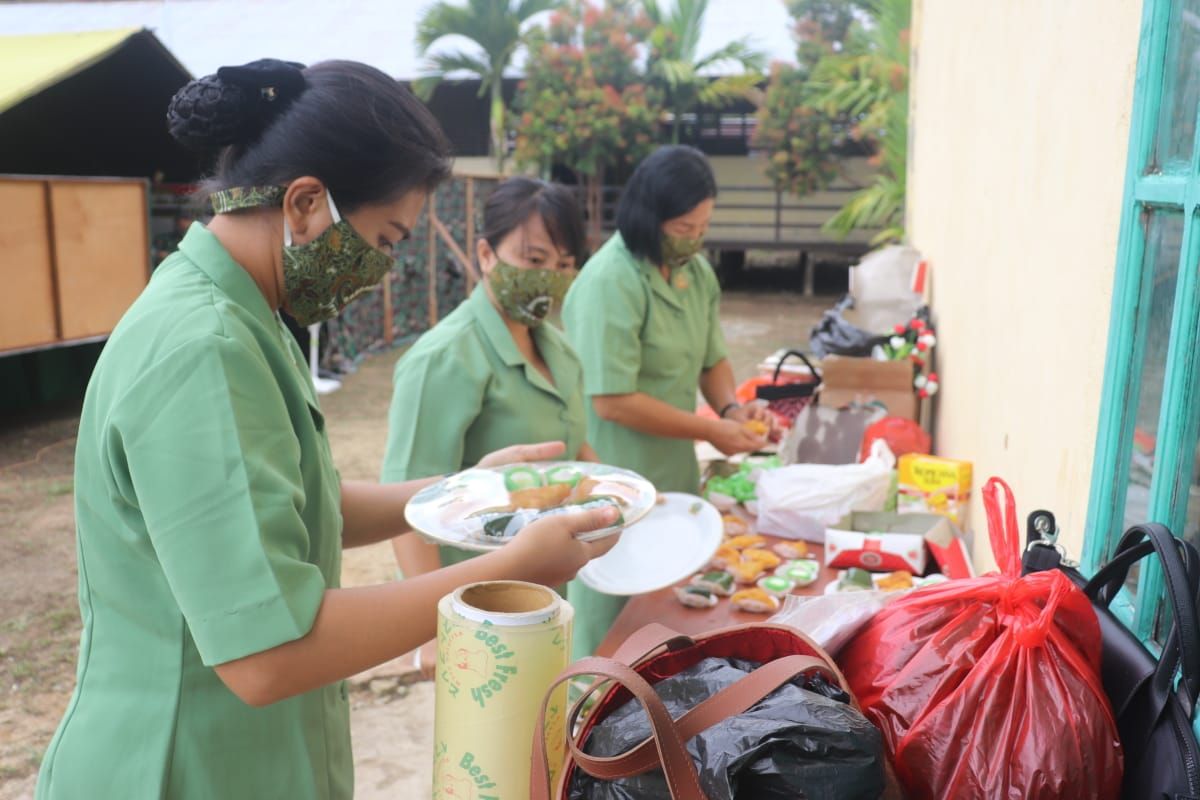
825 528 927 573
825 511 975 579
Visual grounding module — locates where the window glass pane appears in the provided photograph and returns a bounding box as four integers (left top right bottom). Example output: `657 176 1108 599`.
1153 0 1200 170
1121 211 1184 601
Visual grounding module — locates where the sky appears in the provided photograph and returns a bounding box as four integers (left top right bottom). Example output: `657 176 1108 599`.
0 0 798 79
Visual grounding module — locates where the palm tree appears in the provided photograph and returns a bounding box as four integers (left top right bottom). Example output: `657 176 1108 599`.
415 0 559 171
642 0 766 143
805 0 910 243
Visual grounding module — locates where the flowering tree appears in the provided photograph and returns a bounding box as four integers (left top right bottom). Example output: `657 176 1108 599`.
754 63 841 197
754 0 864 201
512 0 662 238
755 0 910 244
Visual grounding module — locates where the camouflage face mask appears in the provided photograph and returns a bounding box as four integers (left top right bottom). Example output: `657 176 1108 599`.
210 185 394 325
487 261 574 327
661 234 704 271
280 191 394 325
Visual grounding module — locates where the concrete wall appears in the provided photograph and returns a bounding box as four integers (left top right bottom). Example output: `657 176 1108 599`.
906 0 1142 567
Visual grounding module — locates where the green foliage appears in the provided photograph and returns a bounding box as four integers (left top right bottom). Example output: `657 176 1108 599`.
808 0 910 242
642 0 766 142
754 63 841 196
786 0 870 73
512 1 661 179
755 0 871 199
415 0 561 170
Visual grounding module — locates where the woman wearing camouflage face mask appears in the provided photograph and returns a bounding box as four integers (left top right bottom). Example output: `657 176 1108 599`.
562 145 775 659
382 178 601 671
37 64 619 800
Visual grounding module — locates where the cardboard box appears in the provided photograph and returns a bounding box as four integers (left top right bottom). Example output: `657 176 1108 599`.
831 511 974 579
897 454 973 527
819 356 917 421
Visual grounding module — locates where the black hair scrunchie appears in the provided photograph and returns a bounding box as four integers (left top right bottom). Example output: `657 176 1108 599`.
166 58 307 151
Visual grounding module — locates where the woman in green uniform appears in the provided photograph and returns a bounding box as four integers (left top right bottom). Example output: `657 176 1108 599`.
382 177 595 670
561 145 772 657
36 61 617 800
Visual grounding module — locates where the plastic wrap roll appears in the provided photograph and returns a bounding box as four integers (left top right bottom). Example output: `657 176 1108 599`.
433 581 573 799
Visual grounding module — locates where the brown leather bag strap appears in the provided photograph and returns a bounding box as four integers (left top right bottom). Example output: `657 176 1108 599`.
566 654 841 780
530 657 707 800
611 622 696 665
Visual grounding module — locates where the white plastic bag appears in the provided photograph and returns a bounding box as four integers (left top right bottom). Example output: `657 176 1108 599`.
845 244 924 334
755 440 895 542
769 590 895 656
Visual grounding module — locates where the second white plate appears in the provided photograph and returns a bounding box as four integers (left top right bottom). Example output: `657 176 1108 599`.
576 493 723 596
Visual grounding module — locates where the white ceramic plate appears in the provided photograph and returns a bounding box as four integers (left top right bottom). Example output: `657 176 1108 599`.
404 461 656 552
576 493 723 596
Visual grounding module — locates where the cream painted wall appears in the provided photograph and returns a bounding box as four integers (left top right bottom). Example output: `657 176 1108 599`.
907 0 1142 568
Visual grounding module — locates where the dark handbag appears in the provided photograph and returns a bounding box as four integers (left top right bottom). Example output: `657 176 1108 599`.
1023 517 1200 799
754 351 820 423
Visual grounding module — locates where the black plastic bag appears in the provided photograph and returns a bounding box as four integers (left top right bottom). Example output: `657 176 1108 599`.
569 657 885 800
809 296 888 359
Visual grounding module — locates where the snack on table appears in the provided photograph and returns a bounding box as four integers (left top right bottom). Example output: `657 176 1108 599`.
741 548 782 569
711 545 741 569
724 534 768 551
836 567 875 592
731 588 781 614
691 570 736 596
757 575 795 596
721 514 751 538
776 559 820 587
729 559 769 585
876 570 914 592
675 585 719 609
773 540 808 560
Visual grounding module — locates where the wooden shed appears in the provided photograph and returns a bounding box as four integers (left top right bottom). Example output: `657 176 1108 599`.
0 28 193 410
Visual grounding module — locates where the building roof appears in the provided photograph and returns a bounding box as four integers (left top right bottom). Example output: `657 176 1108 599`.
0 27 145 113
0 27 197 180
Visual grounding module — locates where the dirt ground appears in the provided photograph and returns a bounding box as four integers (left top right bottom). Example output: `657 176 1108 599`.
0 280 828 799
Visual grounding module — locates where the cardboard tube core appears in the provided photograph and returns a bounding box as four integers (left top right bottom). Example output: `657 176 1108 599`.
452 580 560 626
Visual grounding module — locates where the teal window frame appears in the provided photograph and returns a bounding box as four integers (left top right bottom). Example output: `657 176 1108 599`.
1085 0 1200 735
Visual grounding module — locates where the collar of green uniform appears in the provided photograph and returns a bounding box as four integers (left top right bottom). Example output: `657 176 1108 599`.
611 233 689 310
468 284 525 367
642 255 689 311
177 222 278 329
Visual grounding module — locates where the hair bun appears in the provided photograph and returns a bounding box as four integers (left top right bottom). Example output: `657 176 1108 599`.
167 58 307 151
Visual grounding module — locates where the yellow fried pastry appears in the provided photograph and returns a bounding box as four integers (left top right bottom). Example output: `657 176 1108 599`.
876 570 915 592
729 560 768 584
722 514 751 538
741 549 782 569
731 588 781 614
724 534 768 551
711 546 741 569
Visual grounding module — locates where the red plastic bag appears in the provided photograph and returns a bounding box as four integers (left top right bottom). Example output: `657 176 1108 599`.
838 478 1122 799
858 416 931 462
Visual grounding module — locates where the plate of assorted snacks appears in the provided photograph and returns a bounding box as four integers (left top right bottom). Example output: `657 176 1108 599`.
405 461 655 551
